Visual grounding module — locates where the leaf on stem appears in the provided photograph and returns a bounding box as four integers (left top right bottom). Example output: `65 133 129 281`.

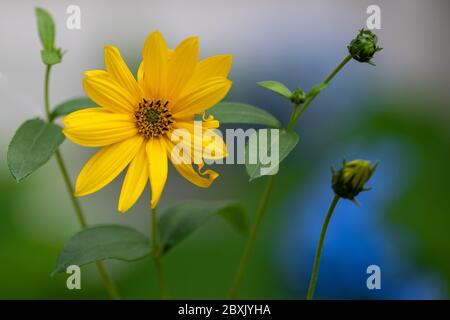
245 129 299 181
258 81 293 99
50 97 95 120
158 200 248 255
207 102 281 128
53 225 150 274
35 7 55 50
8 118 65 182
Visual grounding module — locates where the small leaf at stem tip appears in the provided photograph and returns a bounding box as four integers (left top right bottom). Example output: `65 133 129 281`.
158 200 248 255
245 129 299 181
208 102 282 128
35 7 55 50
258 81 293 99
7 118 65 182
53 225 151 275
51 97 95 120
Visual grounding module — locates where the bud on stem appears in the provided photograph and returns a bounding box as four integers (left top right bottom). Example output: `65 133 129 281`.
332 159 378 201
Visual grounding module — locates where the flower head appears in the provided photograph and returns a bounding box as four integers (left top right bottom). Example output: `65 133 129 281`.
331 159 378 200
63 31 232 212
347 29 382 65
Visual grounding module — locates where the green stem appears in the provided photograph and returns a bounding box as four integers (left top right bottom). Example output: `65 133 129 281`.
43 65 120 300
229 174 275 299
54 150 87 228
151 207 169 299
293 54 352 124
287 103 299 132
95 261 121 300
306 194 340 300
228 54 352 299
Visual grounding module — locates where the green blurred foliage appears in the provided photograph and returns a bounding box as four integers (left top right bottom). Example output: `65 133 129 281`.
1 97 450 299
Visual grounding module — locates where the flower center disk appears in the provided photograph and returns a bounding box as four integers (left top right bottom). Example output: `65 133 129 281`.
135 99 173 138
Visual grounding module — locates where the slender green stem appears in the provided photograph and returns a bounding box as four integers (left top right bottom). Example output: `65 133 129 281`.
293 54 352 124
43 64 120 300
229 174 275 299
43 66 52 120
287 103 300 132
306 194 340 300
228 54 352 299
151 207 169 299
54 150 87 228
95 261 121 300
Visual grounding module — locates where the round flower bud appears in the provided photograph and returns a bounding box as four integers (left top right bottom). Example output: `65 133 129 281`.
290 87 306 105
347 29 382 65
332 159 378 200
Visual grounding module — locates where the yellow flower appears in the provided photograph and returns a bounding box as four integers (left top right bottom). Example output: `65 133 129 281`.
63 31 232 212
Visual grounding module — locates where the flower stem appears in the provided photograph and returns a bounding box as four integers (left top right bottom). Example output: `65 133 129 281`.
229 174 275 299
43 65 120 300
292 54 352 125
151 206 169 299
228 54 352 299
306 194 340 300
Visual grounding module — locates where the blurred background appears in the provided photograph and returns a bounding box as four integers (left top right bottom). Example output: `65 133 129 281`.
1 0 449 299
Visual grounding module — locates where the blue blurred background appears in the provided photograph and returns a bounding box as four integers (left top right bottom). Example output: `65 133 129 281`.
1 0 449 299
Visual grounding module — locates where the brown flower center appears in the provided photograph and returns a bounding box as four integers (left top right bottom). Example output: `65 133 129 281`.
135 99 173 138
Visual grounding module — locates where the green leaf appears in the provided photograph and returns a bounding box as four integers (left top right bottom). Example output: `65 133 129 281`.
245 129 299 181
35 7 55 50
51 97 94 120
159 200 248 255
307 83 329 101
258 81 293 99
208 102 281 128
53 225 150 274
8 119 65 182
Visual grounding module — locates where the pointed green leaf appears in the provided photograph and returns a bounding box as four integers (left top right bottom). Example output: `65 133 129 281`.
35 7 55 50
53 225 150 274
258 81 293 99
159 200 248 255
245 129 299 181
51 97 95 120
208 102 281 128
8 118 65 182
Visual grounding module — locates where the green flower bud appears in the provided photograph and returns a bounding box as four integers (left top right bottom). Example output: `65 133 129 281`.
332 159 378 200
41 48 63 66
290 87 306 105
347 29 382 65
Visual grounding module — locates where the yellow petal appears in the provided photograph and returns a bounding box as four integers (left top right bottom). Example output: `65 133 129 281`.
104 46 143 100
75 136 144 197
146 137 168 208
137 61 144 88
201 129 228 160
84 70 108 77
171 77 232 118
118 145 148 213
164 139 219 187
182 54 232 94
170 121 226 160
167 36 198 100
83 75 137 114
63 108 137 147
143 31 169 99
